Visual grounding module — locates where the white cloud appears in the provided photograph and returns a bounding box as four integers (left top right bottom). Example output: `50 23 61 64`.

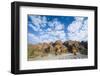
28 29 67 44
67 17 84 33
31 16 42 27
28 16 87 44
28 33 40 44
29 16 64 32
28 23 40 31
38 18 66 43
41 16 47 27
48 18 64 31
46 28 52 32
29 16 66 43
29 15 47 31
43 30 66 42
75 17 84 21
28 16 88 44
55 23 64 31
67 17 88 41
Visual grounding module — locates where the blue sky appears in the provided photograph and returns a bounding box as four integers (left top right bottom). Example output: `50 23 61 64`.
28 15 88 44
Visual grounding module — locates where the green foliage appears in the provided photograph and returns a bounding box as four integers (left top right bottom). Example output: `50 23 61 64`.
79 46 88 55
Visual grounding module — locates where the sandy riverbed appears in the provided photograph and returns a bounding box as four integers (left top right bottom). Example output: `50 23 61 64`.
28 52 88 61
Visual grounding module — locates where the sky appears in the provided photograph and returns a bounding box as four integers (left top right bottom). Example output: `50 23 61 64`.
28 15 88 44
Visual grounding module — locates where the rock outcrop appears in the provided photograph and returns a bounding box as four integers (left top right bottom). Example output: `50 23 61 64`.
28 40 88 59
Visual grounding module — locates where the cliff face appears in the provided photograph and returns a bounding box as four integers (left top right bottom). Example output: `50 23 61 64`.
28 40 88 59
63 40 80 54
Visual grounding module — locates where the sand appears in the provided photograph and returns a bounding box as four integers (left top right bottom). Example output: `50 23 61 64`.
28 52 88 61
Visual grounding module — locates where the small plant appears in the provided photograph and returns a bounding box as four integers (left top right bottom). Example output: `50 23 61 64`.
79 46 88 55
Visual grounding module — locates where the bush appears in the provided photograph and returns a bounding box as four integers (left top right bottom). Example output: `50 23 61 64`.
79 46 88 55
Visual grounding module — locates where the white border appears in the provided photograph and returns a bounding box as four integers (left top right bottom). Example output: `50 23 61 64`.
20 6 95 70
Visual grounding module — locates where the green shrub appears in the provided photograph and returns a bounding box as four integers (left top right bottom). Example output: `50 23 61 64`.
79 46 88 55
